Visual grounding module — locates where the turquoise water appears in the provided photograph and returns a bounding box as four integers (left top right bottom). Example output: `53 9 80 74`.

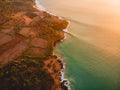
37 0 120 90
55 35 120 90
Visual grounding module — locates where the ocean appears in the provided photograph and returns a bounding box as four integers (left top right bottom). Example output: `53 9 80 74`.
37 0 120 90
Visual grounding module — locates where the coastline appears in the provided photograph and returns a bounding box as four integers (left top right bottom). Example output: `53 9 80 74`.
0 0 70 90
34 0 71 90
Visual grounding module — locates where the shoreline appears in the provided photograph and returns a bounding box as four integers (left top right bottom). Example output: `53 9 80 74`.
0 0 69 89
34 0 71 90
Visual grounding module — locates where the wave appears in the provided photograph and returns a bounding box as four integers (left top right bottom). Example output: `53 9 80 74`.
35 0 71 90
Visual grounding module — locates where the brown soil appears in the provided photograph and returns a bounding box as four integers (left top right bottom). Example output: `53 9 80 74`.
0 0 68 90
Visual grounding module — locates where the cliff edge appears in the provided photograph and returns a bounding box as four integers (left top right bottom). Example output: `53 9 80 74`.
0 0 68 90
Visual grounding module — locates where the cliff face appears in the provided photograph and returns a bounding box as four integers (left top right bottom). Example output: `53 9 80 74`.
0 0 68 90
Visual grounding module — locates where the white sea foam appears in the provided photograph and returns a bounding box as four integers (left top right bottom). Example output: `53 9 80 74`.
34 0 46 11
35 0 65 21
35 0 71 90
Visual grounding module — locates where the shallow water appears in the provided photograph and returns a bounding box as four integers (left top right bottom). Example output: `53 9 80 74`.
37 0 120 90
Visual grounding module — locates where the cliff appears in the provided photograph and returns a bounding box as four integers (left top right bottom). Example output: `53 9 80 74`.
0 0 68 90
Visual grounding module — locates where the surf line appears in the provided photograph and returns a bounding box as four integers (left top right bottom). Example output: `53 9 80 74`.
34 0 71 90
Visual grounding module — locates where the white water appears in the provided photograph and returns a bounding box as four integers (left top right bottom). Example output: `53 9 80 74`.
37 0 120 90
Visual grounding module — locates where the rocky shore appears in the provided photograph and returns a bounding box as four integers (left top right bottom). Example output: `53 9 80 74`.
0 0 68 90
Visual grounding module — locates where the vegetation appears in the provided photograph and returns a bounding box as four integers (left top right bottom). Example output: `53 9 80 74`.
0 0 68 90
14 25 21 33
0 57 54 90
0 0 36 27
